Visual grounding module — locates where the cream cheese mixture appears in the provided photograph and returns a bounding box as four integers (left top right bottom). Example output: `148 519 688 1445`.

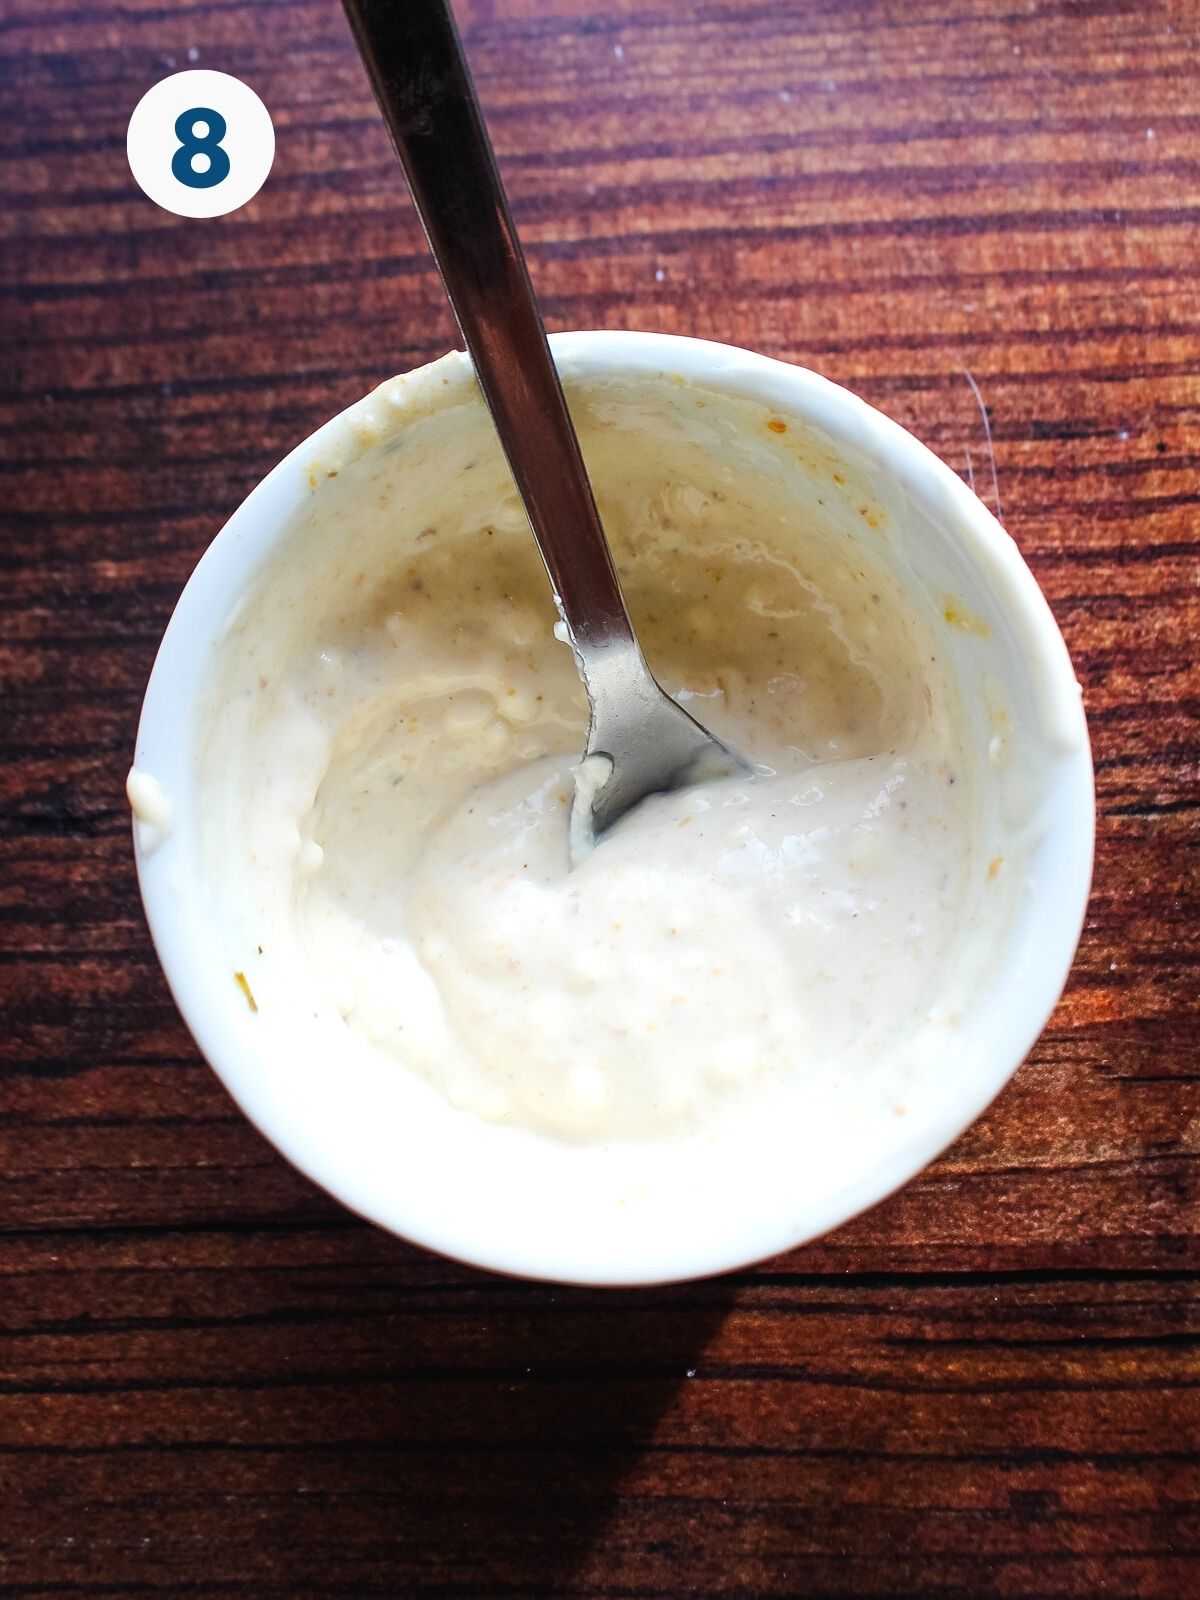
192 368 990 1144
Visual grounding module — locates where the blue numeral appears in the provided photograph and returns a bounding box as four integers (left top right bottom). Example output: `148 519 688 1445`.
172 106 230 189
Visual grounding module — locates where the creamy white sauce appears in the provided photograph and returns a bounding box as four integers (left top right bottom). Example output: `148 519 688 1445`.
195 369 998 1145
126 767 172 853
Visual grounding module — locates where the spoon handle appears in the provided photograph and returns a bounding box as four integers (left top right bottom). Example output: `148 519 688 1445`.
342 0 637 657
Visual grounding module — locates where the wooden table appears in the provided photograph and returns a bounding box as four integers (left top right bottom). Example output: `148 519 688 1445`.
3 1 1197 1593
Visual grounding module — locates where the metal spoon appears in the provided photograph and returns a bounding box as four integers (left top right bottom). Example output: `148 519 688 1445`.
342 0 747 851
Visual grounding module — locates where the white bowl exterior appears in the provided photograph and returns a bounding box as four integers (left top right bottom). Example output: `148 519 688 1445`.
132 331 1093 1285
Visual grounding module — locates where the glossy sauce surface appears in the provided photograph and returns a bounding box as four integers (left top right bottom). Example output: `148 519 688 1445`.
198 379 977 1142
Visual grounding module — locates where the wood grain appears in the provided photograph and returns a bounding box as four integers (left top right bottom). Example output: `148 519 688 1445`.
1 0 1197 1593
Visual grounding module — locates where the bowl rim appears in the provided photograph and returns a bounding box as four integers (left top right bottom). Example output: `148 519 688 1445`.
131 329 1095 1285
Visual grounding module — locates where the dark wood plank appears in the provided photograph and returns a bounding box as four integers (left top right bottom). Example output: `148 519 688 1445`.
1 0 1197 1594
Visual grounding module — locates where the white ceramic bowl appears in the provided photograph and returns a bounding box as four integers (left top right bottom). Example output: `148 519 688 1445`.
131 331 1093 1285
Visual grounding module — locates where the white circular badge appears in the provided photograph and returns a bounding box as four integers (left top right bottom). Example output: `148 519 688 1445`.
127 70 274 219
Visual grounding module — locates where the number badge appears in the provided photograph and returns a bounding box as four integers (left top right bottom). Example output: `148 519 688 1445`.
127 70 274 219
